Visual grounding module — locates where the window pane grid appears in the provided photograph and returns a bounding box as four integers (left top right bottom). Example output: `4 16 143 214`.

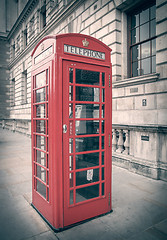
130 4 156 77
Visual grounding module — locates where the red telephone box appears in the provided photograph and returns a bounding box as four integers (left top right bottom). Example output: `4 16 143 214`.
31 33 112 230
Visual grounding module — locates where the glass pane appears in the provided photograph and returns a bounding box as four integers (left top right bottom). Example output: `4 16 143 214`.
36 135 46 150
132 61 139 77
69 138 73 153
69 172 73 187
102 136 105 149
69 68 73 83
36 71 46 88
76 169 99 186
102 183 104 196
75 104 100 119
36 179 46 198
102 89 105 102
36 104 46 118
141 41 150 59
102 120 105 134
151 19 156 38
36 150 46 166
102 105 105 118
69 155 73 170
76 86 99 102
141 58 151 75
47 188 49 201
75 136 99 153
152 39 156 56
131 28 139 44
102 167 104 180
132 45 140 61
140 23 149 42
131 14 139 28
36 88 45 103
75 120 99 135
150 5 156 20
102 152 104 165
152 56 156 73
76 69 100 85
36 120 46 134
140 8 149 25
76 184 99 203
37 165 46 183
70 190 73 205
76 152 99 169
102 73 105 86
69 103 73 118
69 85 73 101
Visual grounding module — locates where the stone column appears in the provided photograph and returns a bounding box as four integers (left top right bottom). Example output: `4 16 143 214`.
112 128 117 152
123 130 129 154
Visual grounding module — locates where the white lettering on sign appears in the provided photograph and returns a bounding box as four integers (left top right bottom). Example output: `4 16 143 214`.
34 45 53 64
64 44 105 60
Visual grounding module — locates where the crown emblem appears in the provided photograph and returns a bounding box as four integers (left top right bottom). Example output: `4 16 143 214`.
82 38 89 47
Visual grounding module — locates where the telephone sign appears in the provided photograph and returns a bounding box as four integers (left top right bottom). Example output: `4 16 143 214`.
31 33 112 231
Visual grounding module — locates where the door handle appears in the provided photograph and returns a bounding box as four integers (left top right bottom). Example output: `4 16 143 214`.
63 124 67 133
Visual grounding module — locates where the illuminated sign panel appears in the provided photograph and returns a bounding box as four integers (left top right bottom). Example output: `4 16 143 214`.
64 44 105 60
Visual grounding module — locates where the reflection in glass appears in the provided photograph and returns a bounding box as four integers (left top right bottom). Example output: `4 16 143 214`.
102 152 104 165
102 183 104 196
102 167 104 180
102 73 105 86
141 42 150 59
76 184 99 203
36 135 46 150
76 152 99 169
140 8 149 25
102 89 105 102
36 71 46 88
76 169 99 186
36 120 46 134
70 172 73 187
131 14 139 28
151 19 156 38
141 58 150 75
76 69 99 85
36 104 46 118
151 5 156 20
75 120 99 135
37 165 46 182
36 88 45 103
132 45 140 61
75 137 99 152
152 56 156 73
36 150 46 166
140 23 149 42
102 105 105 118
69 155 73 170
70 190 73 205
102 136 105 149
75 104 99 118
36 179 46 198
152 39 156 56
76 86 99 102
132 61 139 77
131 28 139 44
102 120 105 134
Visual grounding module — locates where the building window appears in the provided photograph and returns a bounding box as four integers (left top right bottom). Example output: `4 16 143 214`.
41 3 46 28
16 35 20 52
12 42 15 59
22 70 27 104
11 78 15 106
24 26 28 48
29 16 35 36
130 3 156 77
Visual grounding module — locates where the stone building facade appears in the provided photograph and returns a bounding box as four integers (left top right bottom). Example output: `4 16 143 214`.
0 0 167 181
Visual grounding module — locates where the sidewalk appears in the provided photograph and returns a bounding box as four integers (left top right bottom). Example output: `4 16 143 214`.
0 128 167 240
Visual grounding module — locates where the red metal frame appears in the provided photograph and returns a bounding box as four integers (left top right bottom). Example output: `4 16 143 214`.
31 33 112 230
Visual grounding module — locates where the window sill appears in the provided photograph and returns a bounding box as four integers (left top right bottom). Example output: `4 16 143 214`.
113 73 160 88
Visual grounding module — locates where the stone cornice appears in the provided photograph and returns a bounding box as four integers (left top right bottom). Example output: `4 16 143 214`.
112 73 160 88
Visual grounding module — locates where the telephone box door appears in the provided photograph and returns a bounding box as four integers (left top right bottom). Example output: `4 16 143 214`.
63 60 112 227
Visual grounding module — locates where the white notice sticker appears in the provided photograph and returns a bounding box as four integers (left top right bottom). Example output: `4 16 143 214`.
87 169 93 181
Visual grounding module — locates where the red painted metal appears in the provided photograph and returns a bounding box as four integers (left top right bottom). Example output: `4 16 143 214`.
31 33 112 230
